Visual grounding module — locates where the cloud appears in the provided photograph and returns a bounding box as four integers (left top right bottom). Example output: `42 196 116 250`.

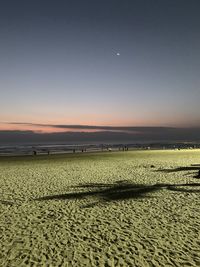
0 126 200 144
5 121 177 132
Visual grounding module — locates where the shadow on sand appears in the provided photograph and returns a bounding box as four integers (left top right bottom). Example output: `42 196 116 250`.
157 164 200 178
35 180 200 207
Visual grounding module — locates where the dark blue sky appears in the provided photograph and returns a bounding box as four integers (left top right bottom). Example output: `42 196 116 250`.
1 0 200 131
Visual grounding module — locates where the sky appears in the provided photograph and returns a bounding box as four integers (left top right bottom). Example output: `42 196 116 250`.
0 0 200 138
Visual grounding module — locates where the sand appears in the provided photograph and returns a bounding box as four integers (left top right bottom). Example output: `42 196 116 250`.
0 150 200 266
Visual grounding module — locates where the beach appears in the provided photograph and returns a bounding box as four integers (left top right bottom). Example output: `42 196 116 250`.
0 150 200 266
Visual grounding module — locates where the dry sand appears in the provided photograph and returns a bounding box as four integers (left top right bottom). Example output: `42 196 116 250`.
0 150 200 266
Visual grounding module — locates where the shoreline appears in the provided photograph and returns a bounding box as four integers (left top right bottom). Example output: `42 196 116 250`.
0 141 200 158
1 148 200 161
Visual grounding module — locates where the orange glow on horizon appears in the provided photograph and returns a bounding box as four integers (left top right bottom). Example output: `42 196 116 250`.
0 115 199 133
0 123 109 133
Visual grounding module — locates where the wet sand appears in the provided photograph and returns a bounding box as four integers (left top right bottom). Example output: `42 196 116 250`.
0 150 200 266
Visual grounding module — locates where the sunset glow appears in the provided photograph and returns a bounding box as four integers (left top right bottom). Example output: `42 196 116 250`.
0 1 200 140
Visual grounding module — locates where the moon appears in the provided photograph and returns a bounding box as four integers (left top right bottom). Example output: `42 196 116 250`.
116 53 120 56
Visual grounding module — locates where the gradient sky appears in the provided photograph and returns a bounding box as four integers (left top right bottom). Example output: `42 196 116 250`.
1 0 200 132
